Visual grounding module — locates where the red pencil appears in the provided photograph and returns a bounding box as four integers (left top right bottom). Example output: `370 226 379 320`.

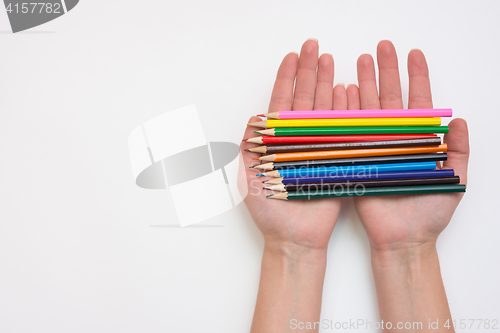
245 134 438 145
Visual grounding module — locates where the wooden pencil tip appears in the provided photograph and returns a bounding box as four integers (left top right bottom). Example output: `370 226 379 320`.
244 149 249 152
267 192 288 200
257 114 264 117
259 154 276 162
248 121 267 128
242 139 248 142
252 157 259 160
246 136 263 144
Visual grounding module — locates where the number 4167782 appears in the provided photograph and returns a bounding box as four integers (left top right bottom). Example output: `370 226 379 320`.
6 3 62 14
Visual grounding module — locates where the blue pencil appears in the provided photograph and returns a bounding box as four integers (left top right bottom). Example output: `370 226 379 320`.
257 161 437 178
264 169 455 185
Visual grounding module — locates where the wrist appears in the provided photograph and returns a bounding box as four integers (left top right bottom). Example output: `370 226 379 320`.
251 239 328 332
263 239 328 267
371 241 440 279
370 241 453 329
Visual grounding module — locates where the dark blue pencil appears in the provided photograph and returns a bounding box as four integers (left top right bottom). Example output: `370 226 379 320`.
264 169 455 185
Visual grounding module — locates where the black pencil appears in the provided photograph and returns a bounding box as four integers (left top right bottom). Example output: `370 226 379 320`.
251 153 448 171
264 176 460 192
247 137 441 154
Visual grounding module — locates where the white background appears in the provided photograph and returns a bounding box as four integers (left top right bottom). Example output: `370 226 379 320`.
0 1 499 332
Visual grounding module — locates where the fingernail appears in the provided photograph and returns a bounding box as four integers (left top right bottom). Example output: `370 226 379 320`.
307 38 319 43
290 51 299 55
336 83 345 87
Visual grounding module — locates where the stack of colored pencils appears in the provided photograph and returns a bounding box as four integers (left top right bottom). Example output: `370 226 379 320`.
245 109 466 200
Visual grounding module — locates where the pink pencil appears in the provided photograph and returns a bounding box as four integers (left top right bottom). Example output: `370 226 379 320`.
259 109 452 119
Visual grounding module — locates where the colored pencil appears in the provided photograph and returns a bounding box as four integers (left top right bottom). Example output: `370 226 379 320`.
264 176 461 192
260 109 452 119
252 153 447 171
256 144 447 162
247 137 441 154
257 161 437 178
245 134 438 145
264 169 455 185
255 126 449 136
267 184 466 200
248 118 441 128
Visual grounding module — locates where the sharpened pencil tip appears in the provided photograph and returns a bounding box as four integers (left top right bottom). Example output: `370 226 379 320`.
244 149 249 152
257 114 264 117
249 166 255 168
266 195 272 198
262 180 268 183
256 174 264 176
242 139 248 142
252 157 259 160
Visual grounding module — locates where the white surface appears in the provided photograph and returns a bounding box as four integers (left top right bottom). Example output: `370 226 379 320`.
169 169 232 227
142 105 205 162
0 0 499 332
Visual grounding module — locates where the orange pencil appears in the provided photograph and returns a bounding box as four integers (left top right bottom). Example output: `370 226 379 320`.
254 144 447 162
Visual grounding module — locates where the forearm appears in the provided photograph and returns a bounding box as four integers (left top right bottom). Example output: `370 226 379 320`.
371 242 454 332
250 241 328 333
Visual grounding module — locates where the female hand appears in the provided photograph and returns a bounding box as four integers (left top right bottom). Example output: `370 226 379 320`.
241 39 347 333
348 40 470 252
240 39 345 254
347 40 469 331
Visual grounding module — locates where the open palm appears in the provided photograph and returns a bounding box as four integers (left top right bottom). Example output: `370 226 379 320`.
240 39 344 250
347 41 470 250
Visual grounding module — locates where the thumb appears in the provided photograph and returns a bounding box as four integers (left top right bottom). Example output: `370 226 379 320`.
240 116 264 169
238 117 264 198
442 118 470 185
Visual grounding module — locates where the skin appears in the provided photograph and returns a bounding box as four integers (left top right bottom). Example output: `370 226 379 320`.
349 40 469 332
240 39 469 333
240 39 344 333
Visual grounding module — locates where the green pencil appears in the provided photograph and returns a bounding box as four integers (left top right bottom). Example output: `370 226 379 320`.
267 184 466 200
256 126 449 136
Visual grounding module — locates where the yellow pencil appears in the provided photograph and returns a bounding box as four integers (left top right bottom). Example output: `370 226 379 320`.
248 118 441 128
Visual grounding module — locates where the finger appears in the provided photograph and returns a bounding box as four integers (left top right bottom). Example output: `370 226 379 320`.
377 40 403 109
269 52 299 113
442 118 469 185
292 39 319 110
408 49 433 109
332 83 347 110
314 53 334 110
357 54 381 110
346 84 360 110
